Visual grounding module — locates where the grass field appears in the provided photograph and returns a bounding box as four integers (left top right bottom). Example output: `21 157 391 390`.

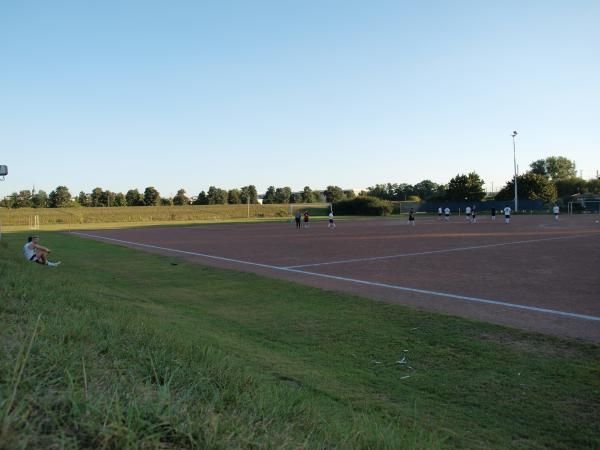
1 231 599 449
0 204 331 231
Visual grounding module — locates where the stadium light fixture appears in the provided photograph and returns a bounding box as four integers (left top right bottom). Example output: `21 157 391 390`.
511 131 518 212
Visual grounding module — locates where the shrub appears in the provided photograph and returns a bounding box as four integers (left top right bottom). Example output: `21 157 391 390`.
332 196 393 216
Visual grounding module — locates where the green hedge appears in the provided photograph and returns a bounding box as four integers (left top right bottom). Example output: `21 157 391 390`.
332 196 393 216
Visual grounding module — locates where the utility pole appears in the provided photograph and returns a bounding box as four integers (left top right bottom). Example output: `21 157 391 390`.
512 131 518 212
0 165 7 240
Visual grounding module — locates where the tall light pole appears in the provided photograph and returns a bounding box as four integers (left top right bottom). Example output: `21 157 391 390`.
0 164 7 240
512 131 518 212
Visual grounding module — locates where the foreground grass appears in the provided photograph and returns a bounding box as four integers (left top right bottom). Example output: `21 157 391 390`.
1 233 599 449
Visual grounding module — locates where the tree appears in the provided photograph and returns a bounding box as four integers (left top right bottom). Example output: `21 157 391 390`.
323 185 345 203
495 173 557 203
343 190 356 200
48 186 72 208
173 189 190 206
143 187 161 206
114 192 126 206
101 190 116 207
90 187 105 207
206 186 227 205
587 178 600 194
193 191 209 205
240 185 258 204
367 184 392 200
444 173 486 201
413 180 440 200
301 186 314 203
32 190 48 208
554 177 587 198
77 191 90 207
395 184 415 201
160 197 173 206
274 186 292 204
262 186 276 204
227 189 241 204
529 156 576 180
126 189 144 206
10 190 32 208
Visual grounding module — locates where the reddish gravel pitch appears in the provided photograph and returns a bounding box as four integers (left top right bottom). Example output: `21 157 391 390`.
72 215 600 341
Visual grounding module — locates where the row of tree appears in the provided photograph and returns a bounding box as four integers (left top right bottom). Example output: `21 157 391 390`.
2 156 597 209
1 185 259 209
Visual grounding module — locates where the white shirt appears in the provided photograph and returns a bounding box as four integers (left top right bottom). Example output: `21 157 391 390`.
23 243 36 260
504 207 511 216
438 208 442 214
553 206 559 214
444 208 450 214
465 207 471 214
329 212 334 220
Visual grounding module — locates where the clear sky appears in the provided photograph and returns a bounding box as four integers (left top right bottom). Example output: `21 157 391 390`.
1 0 599 198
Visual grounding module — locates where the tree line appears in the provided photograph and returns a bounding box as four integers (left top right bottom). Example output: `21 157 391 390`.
2 156 598 209
366 156 598 205
1 185 259 209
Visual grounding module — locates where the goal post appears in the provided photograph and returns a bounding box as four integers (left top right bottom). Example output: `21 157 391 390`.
568 201 600 214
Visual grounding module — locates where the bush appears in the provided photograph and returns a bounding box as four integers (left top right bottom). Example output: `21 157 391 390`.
333 196 393 216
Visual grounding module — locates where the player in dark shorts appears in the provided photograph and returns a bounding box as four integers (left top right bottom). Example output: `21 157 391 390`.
294 210 302 228
471 205 477 223
490 207 496 221
303 211 310 228
407 208 415 226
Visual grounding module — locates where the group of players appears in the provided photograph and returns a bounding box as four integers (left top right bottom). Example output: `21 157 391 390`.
292 204 562 230
435 205 515 224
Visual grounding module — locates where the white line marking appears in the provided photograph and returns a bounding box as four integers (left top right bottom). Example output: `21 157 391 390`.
70 232 285 271
283 234 594 269
71 232 600 322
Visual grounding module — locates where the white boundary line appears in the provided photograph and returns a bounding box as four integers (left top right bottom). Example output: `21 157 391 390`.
70 232 600 322
283 234 595 269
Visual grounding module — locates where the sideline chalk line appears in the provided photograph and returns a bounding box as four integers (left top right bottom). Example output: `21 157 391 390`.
71 232 600 322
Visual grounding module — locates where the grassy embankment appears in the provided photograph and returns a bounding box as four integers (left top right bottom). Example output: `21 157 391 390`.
1 231 599 449
0 204 330 232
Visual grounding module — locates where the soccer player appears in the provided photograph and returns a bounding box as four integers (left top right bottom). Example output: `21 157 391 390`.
22 236 61 267
294 210 302 229
303 211 310 228
444 207 450 221
503 205 511 224
465 205 472 222
490 207 497 221
407 208 415 226
552 204 560 221
328 211 336 229
471 205 477 223
437 207 443 220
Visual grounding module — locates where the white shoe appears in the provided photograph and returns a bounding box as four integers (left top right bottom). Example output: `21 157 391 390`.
47 261 62 267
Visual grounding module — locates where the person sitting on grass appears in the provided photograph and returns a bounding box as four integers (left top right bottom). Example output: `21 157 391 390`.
23 235 61 267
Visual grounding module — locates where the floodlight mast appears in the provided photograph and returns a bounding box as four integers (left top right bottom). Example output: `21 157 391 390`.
512 131 518 212
0 164 6 240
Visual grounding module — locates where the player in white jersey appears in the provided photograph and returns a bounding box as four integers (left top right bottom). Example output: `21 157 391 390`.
437 207 443 220
444 207 450 221
552 205 560 221
465 206 472 222
23 236 61 267
328 211 336 229
503 205 511 224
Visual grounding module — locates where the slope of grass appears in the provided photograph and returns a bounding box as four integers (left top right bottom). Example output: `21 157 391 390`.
0 204 330 231
1 232 599 449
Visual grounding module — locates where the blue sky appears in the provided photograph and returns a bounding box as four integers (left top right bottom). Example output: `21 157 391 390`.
1 0 599 198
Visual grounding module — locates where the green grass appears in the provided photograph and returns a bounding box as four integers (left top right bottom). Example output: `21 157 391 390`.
1 232 599 449
0 204 331 231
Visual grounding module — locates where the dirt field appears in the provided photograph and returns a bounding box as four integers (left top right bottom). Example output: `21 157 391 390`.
72 214 600 341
